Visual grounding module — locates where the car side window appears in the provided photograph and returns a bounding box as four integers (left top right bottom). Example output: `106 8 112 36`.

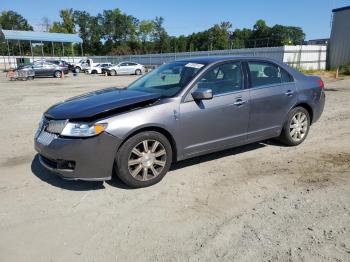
280 68 293 83
196 62 242 95
248 62 289 87
120 63 128 67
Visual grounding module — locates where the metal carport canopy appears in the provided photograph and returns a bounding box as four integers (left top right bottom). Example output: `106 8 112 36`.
0 29 82 43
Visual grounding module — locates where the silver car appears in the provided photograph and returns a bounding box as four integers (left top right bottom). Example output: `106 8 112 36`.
106 62 145 76
34 56 325 188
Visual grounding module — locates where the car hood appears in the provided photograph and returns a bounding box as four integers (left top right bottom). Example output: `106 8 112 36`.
45 88 161 120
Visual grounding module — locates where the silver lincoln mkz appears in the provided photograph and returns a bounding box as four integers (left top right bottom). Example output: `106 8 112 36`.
34 57 325 188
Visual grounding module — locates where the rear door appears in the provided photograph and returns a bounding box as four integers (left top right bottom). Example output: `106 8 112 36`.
179 61 250 158
246 60 297 141
127 62 138 74
42 62 57 76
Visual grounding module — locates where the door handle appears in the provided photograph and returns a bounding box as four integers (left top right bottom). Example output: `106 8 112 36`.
285 90 294 96
233 99 247 106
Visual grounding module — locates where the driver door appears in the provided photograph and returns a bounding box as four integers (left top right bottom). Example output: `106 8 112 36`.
117 63 129 74
179 62 250 158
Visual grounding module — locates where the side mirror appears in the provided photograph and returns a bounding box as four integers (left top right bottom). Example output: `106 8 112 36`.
191 88 213 100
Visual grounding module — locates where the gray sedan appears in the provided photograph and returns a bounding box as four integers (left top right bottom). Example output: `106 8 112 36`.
34 56 325 188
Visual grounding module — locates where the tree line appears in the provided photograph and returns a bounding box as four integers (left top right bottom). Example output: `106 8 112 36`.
0 9 305 56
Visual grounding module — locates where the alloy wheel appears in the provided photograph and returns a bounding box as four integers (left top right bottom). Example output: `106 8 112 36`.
55 71 62 78
289 112 308 142
128 139 167 181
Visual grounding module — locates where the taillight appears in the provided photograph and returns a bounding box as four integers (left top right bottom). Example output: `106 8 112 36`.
317 79 324 89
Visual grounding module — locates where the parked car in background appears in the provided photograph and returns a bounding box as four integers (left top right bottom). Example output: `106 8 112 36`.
22 61 68 78
34 57 325 188
104 62 145 76
72 58 98 73
46 60 71 73
87 63 113 74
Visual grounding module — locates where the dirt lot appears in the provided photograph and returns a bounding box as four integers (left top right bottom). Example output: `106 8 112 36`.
0 72 349 262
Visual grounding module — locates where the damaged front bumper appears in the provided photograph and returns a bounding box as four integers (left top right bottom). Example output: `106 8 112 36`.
34 131 122 181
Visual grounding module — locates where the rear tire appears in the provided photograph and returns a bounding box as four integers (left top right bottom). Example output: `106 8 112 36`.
54 71 62 78
115 131 172 188
75 67 81 73
279 107 310 146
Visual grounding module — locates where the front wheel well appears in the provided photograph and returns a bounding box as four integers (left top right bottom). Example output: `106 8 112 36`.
293 103 313 124
117 127 178 162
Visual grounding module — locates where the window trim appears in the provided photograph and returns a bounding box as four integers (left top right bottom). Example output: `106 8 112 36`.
245 60 295 89
182 60 245 103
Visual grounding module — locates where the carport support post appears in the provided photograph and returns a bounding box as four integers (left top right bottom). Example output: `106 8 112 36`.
71 43 74 58
30 40 34 63
6 40 11 67
41 41 44 59
62 42 65 58
80 43 83 57
18 40 22 57
51 41 54 57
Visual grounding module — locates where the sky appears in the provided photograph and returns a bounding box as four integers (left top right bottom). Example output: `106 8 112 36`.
1 0 350 40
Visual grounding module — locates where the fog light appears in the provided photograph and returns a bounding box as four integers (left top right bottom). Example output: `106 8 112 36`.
57 160 76 170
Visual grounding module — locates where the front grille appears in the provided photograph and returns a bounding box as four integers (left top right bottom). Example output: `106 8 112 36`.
37 130 58 146
46 119 67 134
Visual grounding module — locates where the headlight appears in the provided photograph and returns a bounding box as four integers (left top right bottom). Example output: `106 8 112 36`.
61 122 108 137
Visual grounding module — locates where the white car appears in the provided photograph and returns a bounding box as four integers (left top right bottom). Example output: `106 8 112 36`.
106 62 145 76
87 63 113 74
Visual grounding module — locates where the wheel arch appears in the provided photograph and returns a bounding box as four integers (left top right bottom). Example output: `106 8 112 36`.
117 126 178 162
293 102 314 124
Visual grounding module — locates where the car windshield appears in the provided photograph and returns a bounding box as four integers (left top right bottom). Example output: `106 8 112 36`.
127 61 206 97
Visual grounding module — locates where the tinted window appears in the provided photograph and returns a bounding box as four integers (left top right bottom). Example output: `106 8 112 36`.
196 62 242 95
44 62 55 67
281 68 293 83
120 63 128 66
129 62 137 66
248 62 286 87
47 60 59 65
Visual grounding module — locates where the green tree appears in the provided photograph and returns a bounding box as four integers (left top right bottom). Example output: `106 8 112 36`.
73 10 103 55
0 10 33 30
0 11 33 56
50 8 75 34
139 20 155 52
153 17 170 53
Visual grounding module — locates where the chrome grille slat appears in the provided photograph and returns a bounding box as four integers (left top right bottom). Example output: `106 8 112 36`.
37 130 58 146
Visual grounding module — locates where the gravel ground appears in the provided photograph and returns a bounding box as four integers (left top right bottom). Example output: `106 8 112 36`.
0 73 349 262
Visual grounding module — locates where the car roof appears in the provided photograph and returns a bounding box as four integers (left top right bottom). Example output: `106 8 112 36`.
177 56 282 65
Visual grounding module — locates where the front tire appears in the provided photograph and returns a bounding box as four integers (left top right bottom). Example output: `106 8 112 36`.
75 67 81 73
115 131 172 188
279 107 310 146
135 69 142 75
110 70 117 76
